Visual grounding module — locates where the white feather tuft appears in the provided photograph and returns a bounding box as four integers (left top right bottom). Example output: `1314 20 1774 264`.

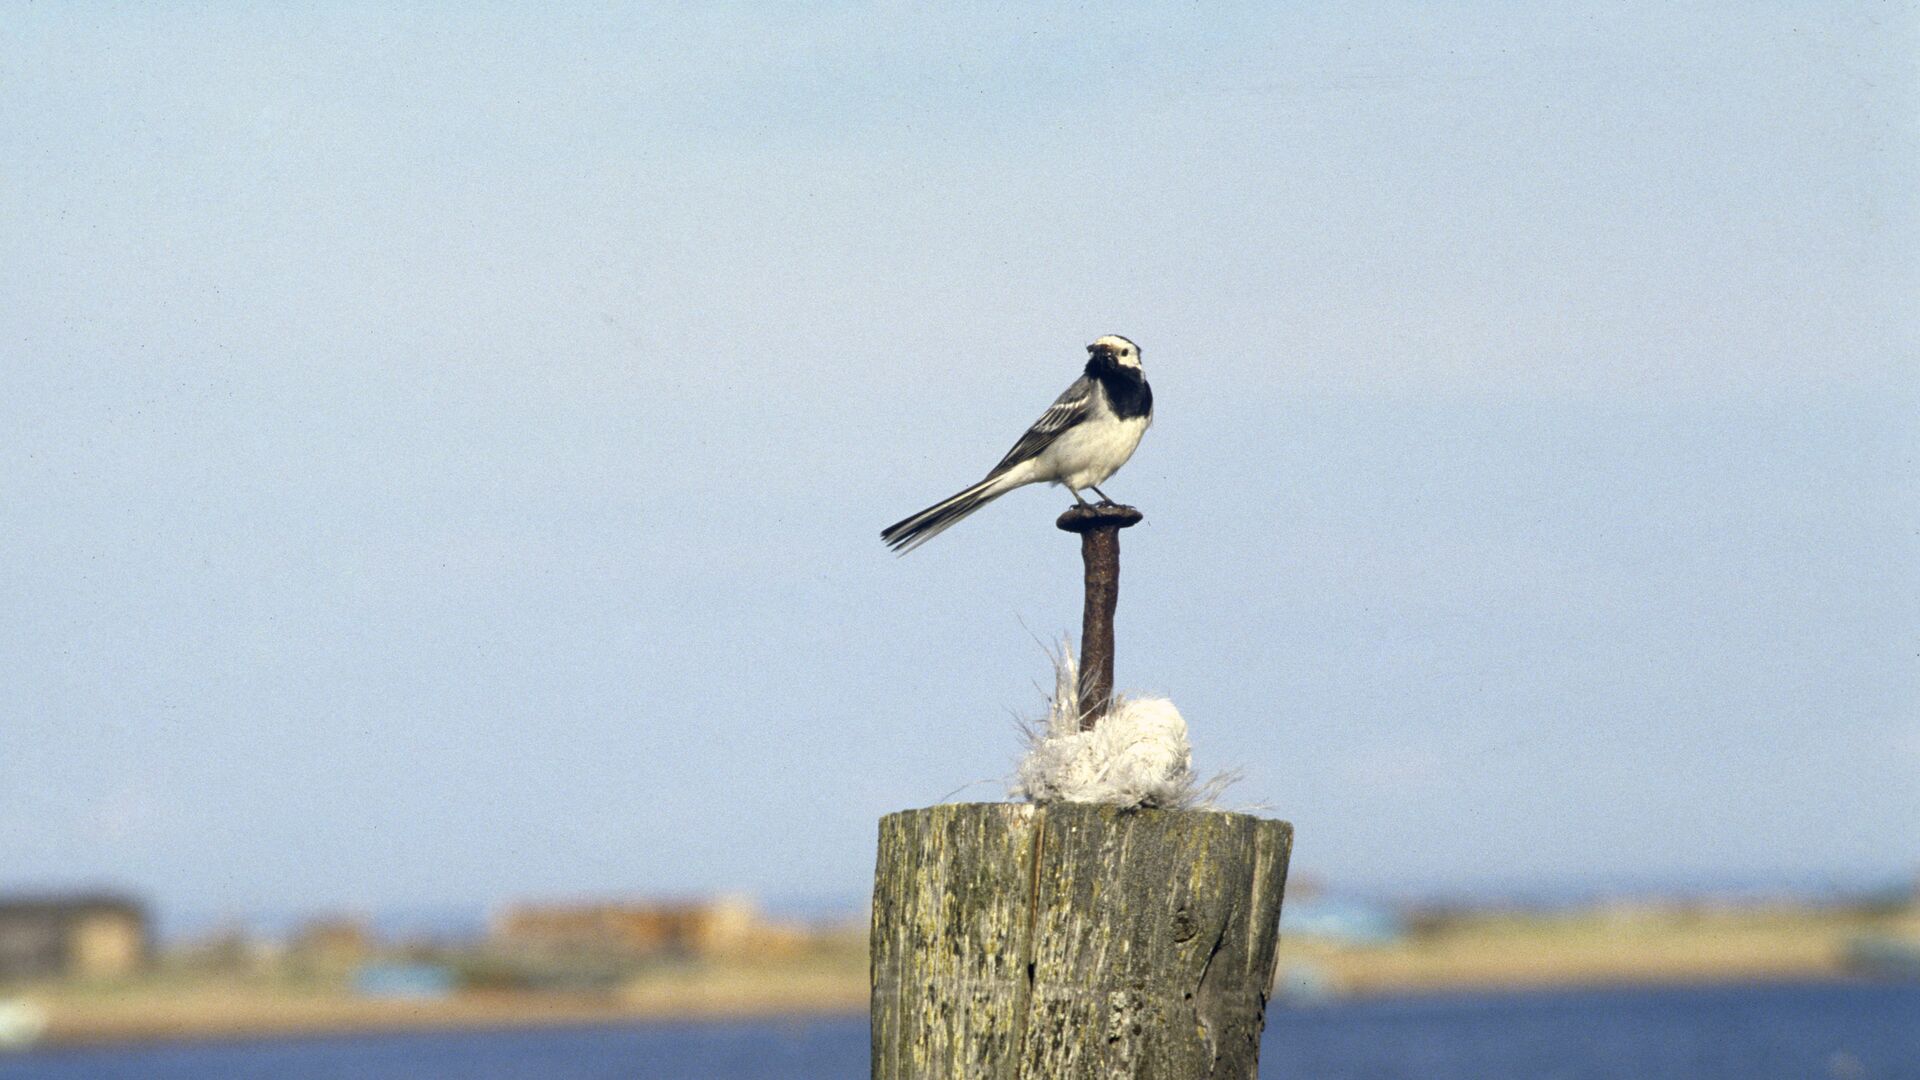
1012 639 1224 809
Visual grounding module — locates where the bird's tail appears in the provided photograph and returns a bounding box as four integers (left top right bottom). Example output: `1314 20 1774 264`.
881 474 1018 554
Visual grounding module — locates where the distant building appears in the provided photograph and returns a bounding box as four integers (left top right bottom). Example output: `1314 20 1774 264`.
167 922 280 977
492 894 760 959
0 894 148 983
289 916 374 971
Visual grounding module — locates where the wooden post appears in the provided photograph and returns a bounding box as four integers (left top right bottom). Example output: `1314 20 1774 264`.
1056 504 1143 728
870 500 1293 1075
871 802 1293 1079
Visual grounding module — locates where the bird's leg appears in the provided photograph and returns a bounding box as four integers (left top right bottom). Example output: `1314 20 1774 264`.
1089 484 1114 505
1069 487 1091 507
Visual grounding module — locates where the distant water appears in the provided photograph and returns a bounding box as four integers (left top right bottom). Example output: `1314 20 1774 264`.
2 980 1915 1079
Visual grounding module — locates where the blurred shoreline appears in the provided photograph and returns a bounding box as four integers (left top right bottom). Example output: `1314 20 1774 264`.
14 901 1915 1050
22 982 870 1050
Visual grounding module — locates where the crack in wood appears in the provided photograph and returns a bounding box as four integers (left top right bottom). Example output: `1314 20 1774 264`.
1191 911 1231 1075
1007 807 1047 1078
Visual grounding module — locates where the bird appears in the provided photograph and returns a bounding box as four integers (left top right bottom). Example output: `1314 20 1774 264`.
881 334 1153 554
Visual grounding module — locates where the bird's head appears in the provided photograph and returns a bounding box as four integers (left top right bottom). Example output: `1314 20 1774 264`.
1087 334 1142 370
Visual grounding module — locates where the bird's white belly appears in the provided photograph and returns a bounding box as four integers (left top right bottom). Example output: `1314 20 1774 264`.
1037 414 1149 491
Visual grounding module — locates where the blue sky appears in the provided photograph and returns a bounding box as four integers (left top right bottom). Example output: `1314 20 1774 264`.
2 4 1914 920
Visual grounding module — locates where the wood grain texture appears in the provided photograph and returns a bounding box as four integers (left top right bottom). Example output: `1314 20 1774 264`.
871 803 1292 1079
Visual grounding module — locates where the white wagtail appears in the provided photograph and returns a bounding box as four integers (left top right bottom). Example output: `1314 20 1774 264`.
881 335 1153 554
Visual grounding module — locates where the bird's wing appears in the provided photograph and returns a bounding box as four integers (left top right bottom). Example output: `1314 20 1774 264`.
986 376 1093 478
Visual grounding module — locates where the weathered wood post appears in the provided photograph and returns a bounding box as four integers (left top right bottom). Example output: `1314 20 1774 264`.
870 503 1295 1078
872 804 1292 1078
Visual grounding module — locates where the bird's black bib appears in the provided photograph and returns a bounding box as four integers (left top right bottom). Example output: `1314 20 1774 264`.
1086 356 1153 421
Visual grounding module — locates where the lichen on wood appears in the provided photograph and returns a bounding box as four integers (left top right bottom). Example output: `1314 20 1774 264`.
871 802 1292 1079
